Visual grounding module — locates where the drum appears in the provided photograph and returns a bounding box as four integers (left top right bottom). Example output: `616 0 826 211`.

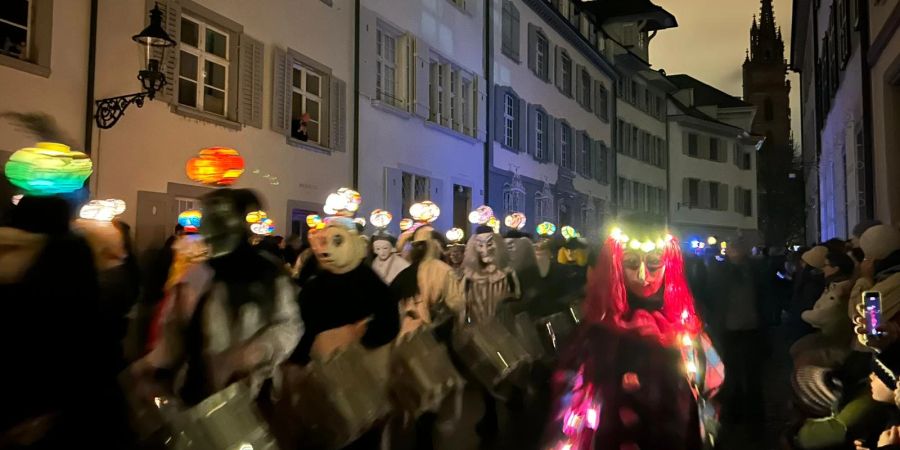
390 327 465 416
287 343 391 450
452 320 533 391
118 370 184 445
535 304 581 354
180 382 279 450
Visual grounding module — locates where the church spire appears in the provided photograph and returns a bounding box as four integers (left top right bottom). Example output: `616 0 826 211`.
760 0 776 31
747 0 785 64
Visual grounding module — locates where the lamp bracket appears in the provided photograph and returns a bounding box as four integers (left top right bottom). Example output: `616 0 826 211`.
94 92 149 129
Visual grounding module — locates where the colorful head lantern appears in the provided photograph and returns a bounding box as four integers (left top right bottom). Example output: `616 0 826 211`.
446 227 465 246
504 212 527 231
79 199 126 222
468 205 494 225
584 219 700 343
370 209 393 229
561 226 579 240
536 221 557 237
5 142 93 195
410 201 440 224
245 210 274 235
178 210 202 233
323 188 362 217
399 218 414 231
185 147 244 186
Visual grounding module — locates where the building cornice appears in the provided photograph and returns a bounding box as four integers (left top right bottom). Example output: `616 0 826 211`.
522 0 618 80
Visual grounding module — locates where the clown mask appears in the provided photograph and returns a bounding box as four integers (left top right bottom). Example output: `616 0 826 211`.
622 248 666 298
372 238 393 262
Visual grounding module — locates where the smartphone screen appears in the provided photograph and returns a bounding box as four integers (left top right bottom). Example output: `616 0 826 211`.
865 291 884 337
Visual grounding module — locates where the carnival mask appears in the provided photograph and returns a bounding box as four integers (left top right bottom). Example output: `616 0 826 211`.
447 245 465 267
622 249 666 298
372 239 393 262
311 224 366 274
475 233 497 265
200 194 245 258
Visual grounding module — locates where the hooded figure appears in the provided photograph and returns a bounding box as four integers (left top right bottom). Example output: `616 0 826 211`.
461 225 521 324
542 217 723 450
370 232 409 285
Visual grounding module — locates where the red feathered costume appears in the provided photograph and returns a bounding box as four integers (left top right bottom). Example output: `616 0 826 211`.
542 232 723 450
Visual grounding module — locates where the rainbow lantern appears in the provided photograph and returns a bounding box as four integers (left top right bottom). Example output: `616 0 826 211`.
178 210 202 233
79 199 126 222
399 218 414 231
561 226 579 240
370 209 393 229
5 142 93 195
504 212 527 230
306 214 325 231
251 217 275 235
468 205 494 225
536 221 557 237
245 210 267 223
446 227 465 244
185 147 244 186
410 201 440 223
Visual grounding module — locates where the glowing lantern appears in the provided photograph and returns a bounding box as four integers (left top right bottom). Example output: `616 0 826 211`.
251 217 275 235
245 210 267 223
4 142 93 195
486 216 500 233
306 214 324 231
79 199 126 222
707 236 718 246
446 228 465 243
410 201 440 223
561 226 578 240
504 212 526 230
185 147 244 186
178 210 202 233
399 218 414 231
369 209 392 229
536 222 557 236
468 205 494 225
323 188 362 216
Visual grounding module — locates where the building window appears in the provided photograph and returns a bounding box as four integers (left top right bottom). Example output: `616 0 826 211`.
376 27 400 107
688 133 699 157
598 143 609 183
599 85 609 121
179 15 230 116
536 31 549 80
0 0 29 59
560 123 572 170
504 93 516 148
743 152 752 170
402 172 431 216
503 183 525 215
709 138 719 161
709 181 720 209
535 187 553 222
430 59 477 135
581 134 592 178
461 77 472 135
580 68 592 109
629 80 637 103
688 178 699 206
535 109 546 160
291 64 323 143
501 1 520 61
561 52 572 97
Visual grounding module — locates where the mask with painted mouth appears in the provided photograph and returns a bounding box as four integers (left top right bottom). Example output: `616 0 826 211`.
200 194 245 258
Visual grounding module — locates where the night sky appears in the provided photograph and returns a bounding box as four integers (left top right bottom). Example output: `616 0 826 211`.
650 0 802 149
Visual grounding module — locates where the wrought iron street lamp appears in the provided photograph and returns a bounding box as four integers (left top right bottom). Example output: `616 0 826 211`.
94 4 176 129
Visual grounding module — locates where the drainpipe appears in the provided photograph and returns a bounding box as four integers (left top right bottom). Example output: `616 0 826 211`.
352 0 361 190
84 0 98 157
860 0 875 220
483 0 492 206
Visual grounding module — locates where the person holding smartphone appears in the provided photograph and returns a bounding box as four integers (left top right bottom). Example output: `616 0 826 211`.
850 225 900 348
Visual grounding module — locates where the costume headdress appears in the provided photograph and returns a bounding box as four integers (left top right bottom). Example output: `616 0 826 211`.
468 205 500 234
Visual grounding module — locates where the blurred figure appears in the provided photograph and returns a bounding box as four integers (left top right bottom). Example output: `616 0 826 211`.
787 246 829 342
791 252 855 367
370 233 408 285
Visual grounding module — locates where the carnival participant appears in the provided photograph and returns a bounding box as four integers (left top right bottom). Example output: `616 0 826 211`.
371 232 409 285
445 228 466 278
542 215 723 450
461 223 521 324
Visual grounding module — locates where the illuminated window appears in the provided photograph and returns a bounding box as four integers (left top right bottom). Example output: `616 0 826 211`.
504 93 516 148
291 64 323 143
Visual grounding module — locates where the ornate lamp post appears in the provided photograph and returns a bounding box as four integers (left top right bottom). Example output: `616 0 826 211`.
94 4 176 129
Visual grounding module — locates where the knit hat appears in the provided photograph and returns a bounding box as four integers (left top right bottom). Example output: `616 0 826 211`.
873 343 900 388
802 246 828 270
860 224 900 261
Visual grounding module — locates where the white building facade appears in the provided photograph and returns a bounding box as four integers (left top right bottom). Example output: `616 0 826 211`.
667 75 760 240
488 0 615 235
1 0 356 255
357 0 486 234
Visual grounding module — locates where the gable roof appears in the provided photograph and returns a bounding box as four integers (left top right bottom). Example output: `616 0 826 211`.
667 74 753 109
579 0 678 31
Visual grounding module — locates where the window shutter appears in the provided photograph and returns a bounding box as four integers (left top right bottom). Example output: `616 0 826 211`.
493 85 505 144
591 140 600 182
358 7 378 99
527 23 538 75
148 0 181 103
554 118 563 165
683 178 691 206
510 4 520 61
238 33 264 128
555 46 564 91
575 130 585 175
720 183 729 211
546 113 556 163
576 64 584 106
475 75 487 141
699 181 710 209
683 132 690 155
270 47 290 135
431 63 441 123
518 97 528 153
329 77 347 152
527 104 537 156
734 186 742 213
384 167 403 234
700 136 711 160
413 37 430 119
592 79 602 118
397 34 412 110
441 64 451 127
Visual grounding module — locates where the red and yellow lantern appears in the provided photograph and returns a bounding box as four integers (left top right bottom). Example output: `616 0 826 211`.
185 147 244 186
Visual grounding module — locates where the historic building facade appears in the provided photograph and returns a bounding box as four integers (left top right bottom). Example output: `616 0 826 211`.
867 0 900 226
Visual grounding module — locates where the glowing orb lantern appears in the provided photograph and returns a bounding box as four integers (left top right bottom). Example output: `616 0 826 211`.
185 147 244 186
369 209 392 229
410 201 440 223
245 210 267 223
306 214 324 231
446 228 465 243
707 236 718 246
486 216 500 233
251 217 275 235
337 188 361 213
504 212 526 230
4 142 93 195
323 188 362 216
536 222 557 236
399 218 414 231
79 199 126 222
178 210 202 233
468 205 494 225
561 226 578 240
